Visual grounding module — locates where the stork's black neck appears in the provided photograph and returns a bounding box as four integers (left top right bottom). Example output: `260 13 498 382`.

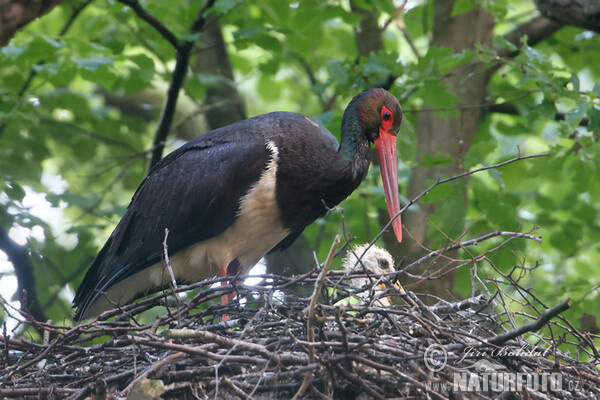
339 96 372 178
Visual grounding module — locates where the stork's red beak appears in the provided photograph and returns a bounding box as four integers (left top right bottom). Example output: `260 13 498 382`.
374 128 402 243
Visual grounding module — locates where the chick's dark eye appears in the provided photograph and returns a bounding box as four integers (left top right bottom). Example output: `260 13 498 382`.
382 112 391 121
379 258 389 268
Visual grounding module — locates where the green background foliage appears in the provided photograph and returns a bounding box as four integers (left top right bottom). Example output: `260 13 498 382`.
0 0 598 347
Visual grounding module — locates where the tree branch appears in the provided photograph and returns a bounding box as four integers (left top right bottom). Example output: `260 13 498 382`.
117 0 179 50
486 298 571 345
373 152 550 248
0 0 65 46
488 103 590 127
534 0 600 34
499 15 564 58
143 0 216 173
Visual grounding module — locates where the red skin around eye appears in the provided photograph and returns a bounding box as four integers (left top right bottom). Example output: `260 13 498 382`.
381 105 393 132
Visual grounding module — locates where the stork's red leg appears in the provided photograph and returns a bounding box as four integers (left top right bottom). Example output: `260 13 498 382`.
219 260 241 321
219 265 231 322
219 265 230 304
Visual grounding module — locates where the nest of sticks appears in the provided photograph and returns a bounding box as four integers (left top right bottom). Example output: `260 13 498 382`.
1 235 600 400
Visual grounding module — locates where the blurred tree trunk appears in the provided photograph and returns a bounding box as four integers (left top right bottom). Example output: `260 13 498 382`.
0 0 64 45
193 14 246 131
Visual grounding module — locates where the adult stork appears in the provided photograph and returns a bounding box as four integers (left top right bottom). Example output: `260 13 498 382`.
73 88 403 321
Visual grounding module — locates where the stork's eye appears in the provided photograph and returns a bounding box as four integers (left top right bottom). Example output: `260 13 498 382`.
379 258 389 269
382 111 391 121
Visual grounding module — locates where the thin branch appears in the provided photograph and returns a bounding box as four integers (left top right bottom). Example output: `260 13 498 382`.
403 90 537 114
499 15 564 59
399 229 542 275
489 103 590 127
117 0 180 50
146 0 217 173
487 298 572 345
372 152 550 248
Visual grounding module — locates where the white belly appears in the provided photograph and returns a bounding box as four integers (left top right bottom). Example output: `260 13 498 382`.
83 141 289 319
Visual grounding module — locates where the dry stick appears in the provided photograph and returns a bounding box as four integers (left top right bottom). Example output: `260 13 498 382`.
161 229 179 297
221 376 250 399
160 329 308 365
334 365 385 400
484 250 600 359
293 235 341 400
486 298 572 346
161 229 182 322
120 351 185 396
351 355 449 400
428 294 486 314
372 152 550 249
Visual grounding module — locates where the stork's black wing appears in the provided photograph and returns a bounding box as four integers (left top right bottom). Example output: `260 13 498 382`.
73 125 271 319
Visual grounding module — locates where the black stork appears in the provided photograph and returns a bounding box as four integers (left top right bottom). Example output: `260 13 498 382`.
73 88 403 321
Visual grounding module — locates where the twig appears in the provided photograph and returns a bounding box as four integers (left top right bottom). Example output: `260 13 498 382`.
161 229 177 291
120 351 185 396
293 235 340 400
487 298 572 345
428 295 486 314
161 329 303 365
221 376 249 399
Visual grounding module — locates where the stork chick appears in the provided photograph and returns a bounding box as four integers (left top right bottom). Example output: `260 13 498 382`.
343 244 403 307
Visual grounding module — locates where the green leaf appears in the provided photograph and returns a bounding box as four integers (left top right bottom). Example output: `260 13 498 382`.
452 0 476 16
370 0 395 14
43 37 64 49
130 54 155 81
1 45 26 59
74 56 114 71
327 60 348 84
420 79 460 115
5 182 26 201
33 63 61 74
587 107 600 133
255 34 282 52
482 0 509 19
593 82 600 97
362 58 389 78
419 152 455 167
214 0 243 14
570 72 580 92
493 35 517 52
